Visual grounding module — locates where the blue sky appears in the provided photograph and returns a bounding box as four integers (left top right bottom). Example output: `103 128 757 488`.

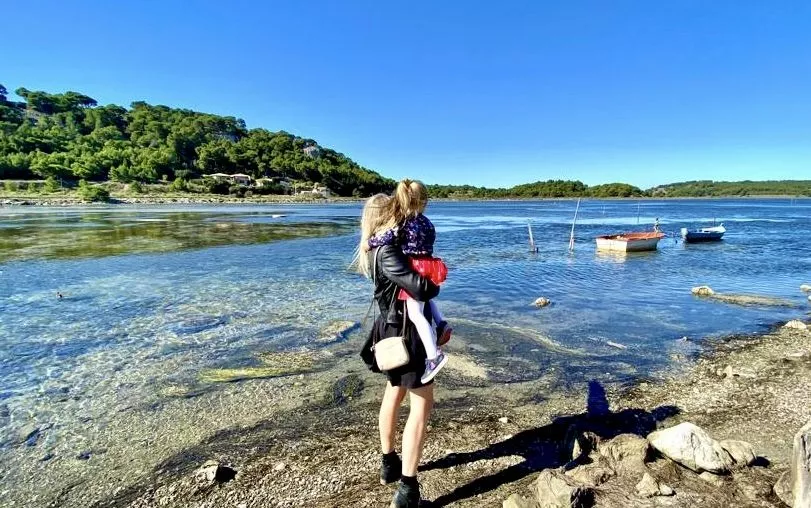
2 1 810 188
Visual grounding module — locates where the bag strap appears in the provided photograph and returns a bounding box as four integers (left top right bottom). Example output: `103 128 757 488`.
361 247 380 330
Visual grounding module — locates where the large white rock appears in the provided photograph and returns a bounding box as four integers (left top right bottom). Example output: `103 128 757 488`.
503 493 537 508
800 284 811 293
647 422 734 473
792 422 811 508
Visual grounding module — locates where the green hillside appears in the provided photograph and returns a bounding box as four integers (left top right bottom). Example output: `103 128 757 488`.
0 84 394 197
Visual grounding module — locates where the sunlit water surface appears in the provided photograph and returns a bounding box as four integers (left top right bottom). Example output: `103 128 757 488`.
1 199 809 448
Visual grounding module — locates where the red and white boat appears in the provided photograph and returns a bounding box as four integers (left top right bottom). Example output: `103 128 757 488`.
595 231 665 252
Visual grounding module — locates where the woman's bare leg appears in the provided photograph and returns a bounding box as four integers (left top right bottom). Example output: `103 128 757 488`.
401 383 435 476
379 382 407 453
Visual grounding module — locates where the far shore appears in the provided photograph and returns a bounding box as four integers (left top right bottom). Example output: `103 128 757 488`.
1 192 809 207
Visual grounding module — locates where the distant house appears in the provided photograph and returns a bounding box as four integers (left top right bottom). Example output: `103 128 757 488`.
256 177 293 193
298 183 332 198
303 145 321 158
204 173 252 185
231 173 252 186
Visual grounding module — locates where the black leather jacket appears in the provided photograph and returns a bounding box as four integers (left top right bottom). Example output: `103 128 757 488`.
372 245 440 324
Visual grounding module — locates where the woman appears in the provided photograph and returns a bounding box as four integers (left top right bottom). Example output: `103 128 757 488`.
357 193 440 507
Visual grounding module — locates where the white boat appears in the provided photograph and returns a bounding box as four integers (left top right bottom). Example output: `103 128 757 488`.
680 224 725 243
595 232 665 252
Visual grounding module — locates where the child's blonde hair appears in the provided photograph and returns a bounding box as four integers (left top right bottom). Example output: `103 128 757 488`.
394 179 428 219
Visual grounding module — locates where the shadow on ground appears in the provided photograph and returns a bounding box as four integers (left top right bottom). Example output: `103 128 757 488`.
419 381 679 507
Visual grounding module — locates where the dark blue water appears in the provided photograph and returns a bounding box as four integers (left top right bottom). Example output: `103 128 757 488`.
1 199 809 402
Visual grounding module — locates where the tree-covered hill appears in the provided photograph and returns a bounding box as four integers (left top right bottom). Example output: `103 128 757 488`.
0 84 394 196
427 180 645 198
649 180 811 197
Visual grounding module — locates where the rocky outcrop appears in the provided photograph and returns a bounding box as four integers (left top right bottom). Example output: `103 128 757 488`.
647 422 734 473
792 422 811 508
775 471 793 506
533 470 594 508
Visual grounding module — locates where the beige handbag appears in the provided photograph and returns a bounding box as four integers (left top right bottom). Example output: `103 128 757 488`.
371 248 411 371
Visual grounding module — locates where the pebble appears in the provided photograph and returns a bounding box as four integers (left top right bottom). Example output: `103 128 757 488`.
274 462 286 471
498 417 509 424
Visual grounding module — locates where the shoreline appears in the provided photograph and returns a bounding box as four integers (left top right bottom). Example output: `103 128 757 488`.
1 193 809 207
3 315 807 507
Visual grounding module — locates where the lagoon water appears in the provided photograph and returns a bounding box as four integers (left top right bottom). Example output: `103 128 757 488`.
0 199 809 490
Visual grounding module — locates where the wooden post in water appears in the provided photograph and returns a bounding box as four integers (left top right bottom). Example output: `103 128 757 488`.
527 220 538 253
569 198 581 252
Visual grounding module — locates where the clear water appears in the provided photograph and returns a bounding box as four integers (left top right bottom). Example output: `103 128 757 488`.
0 199 809 420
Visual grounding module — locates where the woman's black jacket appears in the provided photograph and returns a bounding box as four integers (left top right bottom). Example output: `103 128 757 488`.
360 245 440 370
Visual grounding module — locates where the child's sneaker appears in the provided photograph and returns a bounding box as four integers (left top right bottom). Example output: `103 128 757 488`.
420 351 448 384
380 452 401 485
437 321 453 346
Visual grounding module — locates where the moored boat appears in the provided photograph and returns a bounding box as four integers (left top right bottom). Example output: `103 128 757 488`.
680 224 725 243
595 231 666 252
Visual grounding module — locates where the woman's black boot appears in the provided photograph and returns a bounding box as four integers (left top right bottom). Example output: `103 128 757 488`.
380 451 402 485
390 477 420 507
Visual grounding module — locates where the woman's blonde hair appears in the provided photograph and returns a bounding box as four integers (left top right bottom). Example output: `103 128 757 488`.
354 193 398 277
394 179 428 218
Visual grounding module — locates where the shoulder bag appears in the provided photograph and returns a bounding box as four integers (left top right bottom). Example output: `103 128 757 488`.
370 247 410 371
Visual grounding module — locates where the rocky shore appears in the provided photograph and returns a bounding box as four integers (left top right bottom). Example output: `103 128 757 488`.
0 194 357 206
16 318 792 508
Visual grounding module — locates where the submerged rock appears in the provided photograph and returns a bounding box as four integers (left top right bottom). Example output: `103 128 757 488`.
791 422 811 508
200 351 318 383
533 297 551 308
691 286 715 296
323 373 363 406
317 320 360 344
800 284 811 293
647 422 734 474
532 470 593 508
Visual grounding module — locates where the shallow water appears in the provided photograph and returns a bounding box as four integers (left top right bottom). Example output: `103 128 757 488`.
0 200 809 460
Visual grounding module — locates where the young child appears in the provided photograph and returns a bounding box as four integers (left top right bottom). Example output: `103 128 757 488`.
368 180 452 383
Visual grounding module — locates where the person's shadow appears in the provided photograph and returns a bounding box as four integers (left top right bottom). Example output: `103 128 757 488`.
419 380 679 507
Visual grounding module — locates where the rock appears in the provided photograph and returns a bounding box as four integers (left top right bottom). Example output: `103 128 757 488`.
568 431 600 462
532 470 593 508
606 341 627 350
18 424 41 447
692 286 715 296
647 422 734 473
791 422 811 508
598 433 650 473
565 457 615 486
77 450 92 460
720 439 757 468
635 472 674 497
722 365 735 379
504 493 538 508
194 460 237 486
698 471 726 487
784 320 808 331
774 471 793 507
499 417 510 424
533 297 551 308
317 320 360 343
801 284 811 293
274 462 286 472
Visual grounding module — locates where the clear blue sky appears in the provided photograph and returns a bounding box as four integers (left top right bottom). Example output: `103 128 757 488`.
2 1 810 188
